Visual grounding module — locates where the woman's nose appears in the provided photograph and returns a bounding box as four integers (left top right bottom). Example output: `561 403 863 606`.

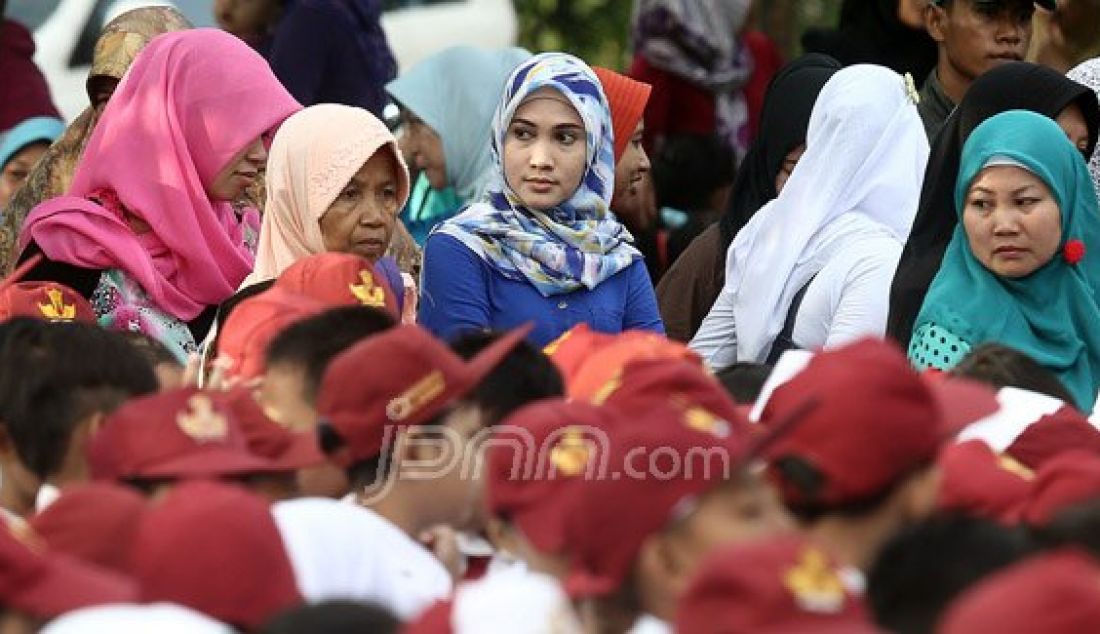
528 141 553 169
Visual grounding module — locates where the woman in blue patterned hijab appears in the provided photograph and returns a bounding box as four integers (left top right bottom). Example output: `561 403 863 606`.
419 52 663 346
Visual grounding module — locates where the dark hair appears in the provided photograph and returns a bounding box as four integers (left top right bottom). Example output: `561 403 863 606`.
265 306 396 403
262 600 399 634
652 133 736 212
867 514 1032 634
952 342 1076 406
1035 499 1100 557
117 330 183 369
0 321 158 479
715 362 773 403
770 455 924 523
938 0 1036 21
449 330 565 427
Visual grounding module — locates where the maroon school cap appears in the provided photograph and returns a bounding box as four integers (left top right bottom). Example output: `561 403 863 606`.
676 534 876 634
88 388 277 481
486 399 622 554
316 323 531 467
762 339 997 508
132 480 302 628
564 405 747 597
30 482 147 575
0 281 96 323
0 521 136 619
274 252 399 319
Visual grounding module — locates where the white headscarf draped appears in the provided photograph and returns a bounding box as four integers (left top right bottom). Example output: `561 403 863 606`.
694 64 929 364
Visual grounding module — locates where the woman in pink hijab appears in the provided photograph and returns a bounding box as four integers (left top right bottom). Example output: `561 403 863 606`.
16 29 301 360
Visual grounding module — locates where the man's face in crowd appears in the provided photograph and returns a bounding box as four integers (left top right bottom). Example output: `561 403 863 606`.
928 0 1034 81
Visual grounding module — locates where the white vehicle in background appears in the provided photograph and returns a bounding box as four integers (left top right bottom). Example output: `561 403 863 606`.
8 0 518 122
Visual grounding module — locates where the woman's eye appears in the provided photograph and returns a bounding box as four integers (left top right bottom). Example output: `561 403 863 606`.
558 132 578 145
381 187 396 199
340 187 360 201
512 128 533 141
969 199 990 211
1016 197 1040 207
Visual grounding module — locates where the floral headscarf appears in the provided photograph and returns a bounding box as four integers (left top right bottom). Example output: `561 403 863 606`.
1068 58 1100 197
433 52 639 297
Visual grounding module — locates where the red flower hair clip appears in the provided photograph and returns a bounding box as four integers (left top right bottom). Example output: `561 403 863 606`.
1064 239 1086 265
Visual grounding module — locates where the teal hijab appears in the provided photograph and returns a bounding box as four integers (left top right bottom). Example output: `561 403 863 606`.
916 110 1100 411
386 46 532 202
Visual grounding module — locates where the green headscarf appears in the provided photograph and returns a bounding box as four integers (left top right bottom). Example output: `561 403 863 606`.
915 110 1100 411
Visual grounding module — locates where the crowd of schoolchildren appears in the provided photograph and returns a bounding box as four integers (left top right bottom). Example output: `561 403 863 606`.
2 0 1100 631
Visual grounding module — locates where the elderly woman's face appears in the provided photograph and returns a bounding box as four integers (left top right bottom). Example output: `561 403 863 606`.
962 165 1062 279
319 149 401 263
503 88 587 210
401 111 447 190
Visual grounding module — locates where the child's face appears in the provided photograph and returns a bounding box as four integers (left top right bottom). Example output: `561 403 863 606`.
429 404 494 533
664 472 793 576
258 363 317 432
930 0 1033 82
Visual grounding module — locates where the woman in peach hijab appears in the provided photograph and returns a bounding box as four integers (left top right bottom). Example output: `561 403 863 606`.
245 103 413 318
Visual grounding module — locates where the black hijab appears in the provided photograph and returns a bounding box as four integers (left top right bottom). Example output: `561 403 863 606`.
801 0 937 83
717 54 842 257
887 62 1100 347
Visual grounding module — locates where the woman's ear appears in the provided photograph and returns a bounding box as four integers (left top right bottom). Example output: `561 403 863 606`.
926 3 949 43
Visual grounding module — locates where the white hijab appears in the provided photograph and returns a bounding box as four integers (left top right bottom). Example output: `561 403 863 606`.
694 64 929 364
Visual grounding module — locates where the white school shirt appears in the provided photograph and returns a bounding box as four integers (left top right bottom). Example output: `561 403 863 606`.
272 498 452 621
691 227 902 370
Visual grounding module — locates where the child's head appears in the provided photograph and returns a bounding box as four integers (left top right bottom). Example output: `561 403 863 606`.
926 0 1044 85
261 306 396 431
0 320 158 488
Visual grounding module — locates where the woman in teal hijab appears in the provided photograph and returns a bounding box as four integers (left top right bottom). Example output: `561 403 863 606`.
386 46 532 244
910 110 1100 411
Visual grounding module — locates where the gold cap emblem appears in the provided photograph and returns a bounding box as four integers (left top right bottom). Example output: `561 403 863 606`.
386 370 446 422
550 427 591 477
177 395 229 442
783 547 846 613
350 269 387 308
683 406 731 438
38 287 77 321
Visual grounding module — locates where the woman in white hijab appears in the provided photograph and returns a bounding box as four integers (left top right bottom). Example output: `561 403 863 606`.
690 65 929 369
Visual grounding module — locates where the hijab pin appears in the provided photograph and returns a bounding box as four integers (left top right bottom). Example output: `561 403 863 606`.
903 73 920 106
1064 239 1086 265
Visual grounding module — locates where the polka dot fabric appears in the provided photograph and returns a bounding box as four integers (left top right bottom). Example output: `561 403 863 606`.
909 322 971 370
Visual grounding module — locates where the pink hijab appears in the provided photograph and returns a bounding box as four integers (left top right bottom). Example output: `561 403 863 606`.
18 29 301 321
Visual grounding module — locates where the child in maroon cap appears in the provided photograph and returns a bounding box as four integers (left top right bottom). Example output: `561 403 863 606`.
260 306 397 432
314 324 529 601
87 387 317 502
484 399 619 580
676 534 878 634
132 480 302 629
563 398 790 632
760 339 997 575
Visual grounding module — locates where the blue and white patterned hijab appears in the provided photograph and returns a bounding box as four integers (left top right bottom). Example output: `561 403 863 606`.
434 52 640 297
